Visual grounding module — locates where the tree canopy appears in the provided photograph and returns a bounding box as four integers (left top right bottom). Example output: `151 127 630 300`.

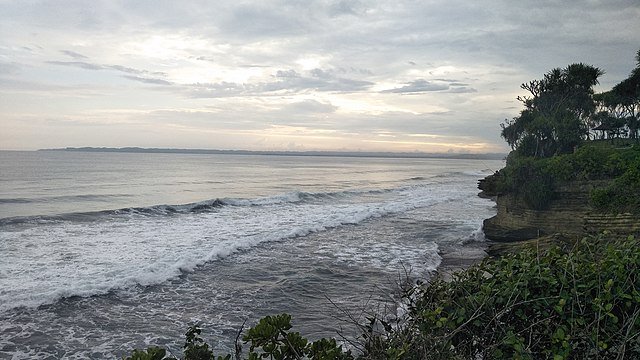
501 63 603 157
502 49 640 157
594 49 640 140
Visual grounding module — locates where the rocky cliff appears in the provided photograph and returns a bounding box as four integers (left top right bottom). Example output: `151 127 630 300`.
481 179 640 242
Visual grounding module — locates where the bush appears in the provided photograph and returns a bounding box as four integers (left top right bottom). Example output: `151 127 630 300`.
124 314 353 360
492 142 640 212
372 234 640 359
494 156 556 210
591 157 640 213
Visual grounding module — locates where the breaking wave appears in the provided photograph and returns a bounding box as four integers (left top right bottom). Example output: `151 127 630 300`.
0 180 467 312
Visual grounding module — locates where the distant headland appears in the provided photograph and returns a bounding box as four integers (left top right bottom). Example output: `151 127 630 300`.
38 147 506 160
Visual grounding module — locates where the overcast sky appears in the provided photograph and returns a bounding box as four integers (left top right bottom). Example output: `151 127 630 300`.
1 1 638 153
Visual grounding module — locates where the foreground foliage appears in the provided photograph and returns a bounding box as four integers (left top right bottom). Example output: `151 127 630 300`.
125 313 354 360
381 234 640 359
127 235 640 359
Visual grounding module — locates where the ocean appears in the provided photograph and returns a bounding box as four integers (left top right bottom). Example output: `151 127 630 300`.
0 150 501 359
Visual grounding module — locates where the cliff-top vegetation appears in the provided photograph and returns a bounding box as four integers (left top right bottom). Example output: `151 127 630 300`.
485 49 640 212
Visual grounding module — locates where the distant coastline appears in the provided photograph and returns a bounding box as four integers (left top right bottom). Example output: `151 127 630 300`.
37 147 506 160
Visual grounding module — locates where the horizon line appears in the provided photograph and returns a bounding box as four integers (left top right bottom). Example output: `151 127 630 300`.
30 146 507 160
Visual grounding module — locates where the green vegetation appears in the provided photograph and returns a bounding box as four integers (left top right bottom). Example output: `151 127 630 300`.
487 49 640 212
486 142 640 211
127 235 640 359
500 63 604 157
591 158 640 213
383 234 640 359
126 313 354 360
594 49 640 141
501 49 639 158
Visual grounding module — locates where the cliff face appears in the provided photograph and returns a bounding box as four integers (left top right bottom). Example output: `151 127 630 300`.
482 180 640 242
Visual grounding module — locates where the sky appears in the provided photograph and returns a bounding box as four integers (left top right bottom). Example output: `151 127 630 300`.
0 1 638 153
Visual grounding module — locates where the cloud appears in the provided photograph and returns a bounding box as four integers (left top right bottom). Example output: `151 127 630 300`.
184 68 373 98
0 62 21 75
285 99 337 113
131 102 499 146
383 79 450 93
108 65 167 77
0 78 96 93
220 3 310 37
46 60 169 84
194 56 215 63
328 0 364 17
1 0 638 152
447 87 477 94
275 69 300 79
48 60 167 76
383 79 477 94
60 50 88 59
266 68 374 92
187 82 247 98
122 75 173 85
46 57 372 95
47 61 103 71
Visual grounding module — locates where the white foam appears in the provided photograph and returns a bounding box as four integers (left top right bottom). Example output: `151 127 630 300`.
0 180 470 313
220 191 306 206
470 224 486 242
325 240 442 276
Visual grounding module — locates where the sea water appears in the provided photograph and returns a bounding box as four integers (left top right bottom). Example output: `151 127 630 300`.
0 150 501 359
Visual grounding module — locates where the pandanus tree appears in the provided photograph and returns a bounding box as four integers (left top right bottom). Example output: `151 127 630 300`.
501 63 604 157
612 50 640 139
594 49 640 140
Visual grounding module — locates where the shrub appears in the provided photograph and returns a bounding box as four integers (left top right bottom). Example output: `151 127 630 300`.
591 157 640 213
494 156 556 210
124 313 353 360
492 142 640 212
379 234 640 359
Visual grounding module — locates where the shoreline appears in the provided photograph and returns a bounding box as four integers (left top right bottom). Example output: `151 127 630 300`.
435 238 488 281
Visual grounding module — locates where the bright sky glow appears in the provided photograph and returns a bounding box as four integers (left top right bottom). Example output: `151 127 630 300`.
0 1 638 153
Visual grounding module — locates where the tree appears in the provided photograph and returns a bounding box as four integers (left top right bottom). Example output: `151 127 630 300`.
501 63 603 157
594 48 640 141
627 115 640 139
